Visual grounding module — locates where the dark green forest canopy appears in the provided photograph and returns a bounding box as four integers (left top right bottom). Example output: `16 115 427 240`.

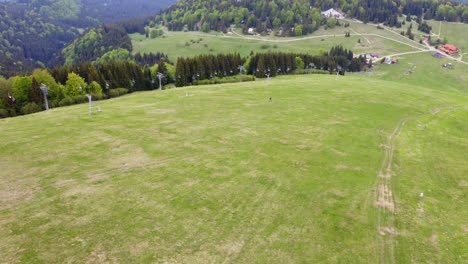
61 24 133 65
0 3 78 77
14 0 176 25
158 0 468 33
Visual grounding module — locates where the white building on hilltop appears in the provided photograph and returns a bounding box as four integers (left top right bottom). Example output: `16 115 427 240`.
321 8 344 19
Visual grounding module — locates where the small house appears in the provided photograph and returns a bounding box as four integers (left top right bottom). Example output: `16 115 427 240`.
248 28 254 34
321 8 344 19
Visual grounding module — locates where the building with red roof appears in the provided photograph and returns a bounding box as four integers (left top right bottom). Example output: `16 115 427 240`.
438 44 459 55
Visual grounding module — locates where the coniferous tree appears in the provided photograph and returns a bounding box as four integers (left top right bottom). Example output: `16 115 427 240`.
29 78 43 106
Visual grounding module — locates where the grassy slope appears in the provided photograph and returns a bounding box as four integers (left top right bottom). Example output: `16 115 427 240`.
371 52 468 94
1 74 467 263
394 106 468 263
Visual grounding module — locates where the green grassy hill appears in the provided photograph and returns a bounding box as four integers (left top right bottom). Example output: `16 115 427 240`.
1 74 467 263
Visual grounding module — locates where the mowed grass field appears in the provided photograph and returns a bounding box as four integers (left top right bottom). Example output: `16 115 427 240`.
1 74 467 263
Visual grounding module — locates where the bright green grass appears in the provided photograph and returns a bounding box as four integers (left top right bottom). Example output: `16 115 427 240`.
1 74 467 263
393 107 468 263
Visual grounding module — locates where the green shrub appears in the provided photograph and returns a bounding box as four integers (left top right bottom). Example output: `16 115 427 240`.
294 69 330 75
49 100 59 108
73 96 86 104
108 88 129 98
193 75 255 86
260 44 270 49
0 109 8 118
21 103 42 115
91 93 107 101
59 97 75 106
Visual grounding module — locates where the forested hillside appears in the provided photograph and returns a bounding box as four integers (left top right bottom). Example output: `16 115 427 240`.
61 24 132 65
15 0 175 25
0 3 78 77
157 0 468 35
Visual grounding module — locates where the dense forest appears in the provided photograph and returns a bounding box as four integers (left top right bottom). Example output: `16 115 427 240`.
61 24 132 65
0 3 78 77
157 0 468 34
14 0 176 25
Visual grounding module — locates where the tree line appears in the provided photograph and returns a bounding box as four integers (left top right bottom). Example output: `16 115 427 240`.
174 46 365 87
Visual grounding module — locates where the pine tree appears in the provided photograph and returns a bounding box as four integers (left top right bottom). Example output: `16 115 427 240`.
157 60 169 85
175 58 186 87
29 77 43 106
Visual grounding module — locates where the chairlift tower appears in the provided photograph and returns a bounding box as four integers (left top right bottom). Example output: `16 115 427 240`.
238 65 244 82
309 63 315 74
40 83 50 111
157 72 165 91
335 66 342 80
85 94 92 116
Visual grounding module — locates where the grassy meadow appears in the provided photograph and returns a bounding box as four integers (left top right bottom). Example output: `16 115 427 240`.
1 73 467 263
368 52 468 93
130 19 423 62
131 19 468 65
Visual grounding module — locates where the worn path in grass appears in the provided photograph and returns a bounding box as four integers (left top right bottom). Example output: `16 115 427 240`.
375 106 454 264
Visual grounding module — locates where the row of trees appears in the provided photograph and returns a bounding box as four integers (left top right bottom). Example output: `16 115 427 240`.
175 53 244 87
157 0 468 35
242 46 363 77
174 46 365 87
